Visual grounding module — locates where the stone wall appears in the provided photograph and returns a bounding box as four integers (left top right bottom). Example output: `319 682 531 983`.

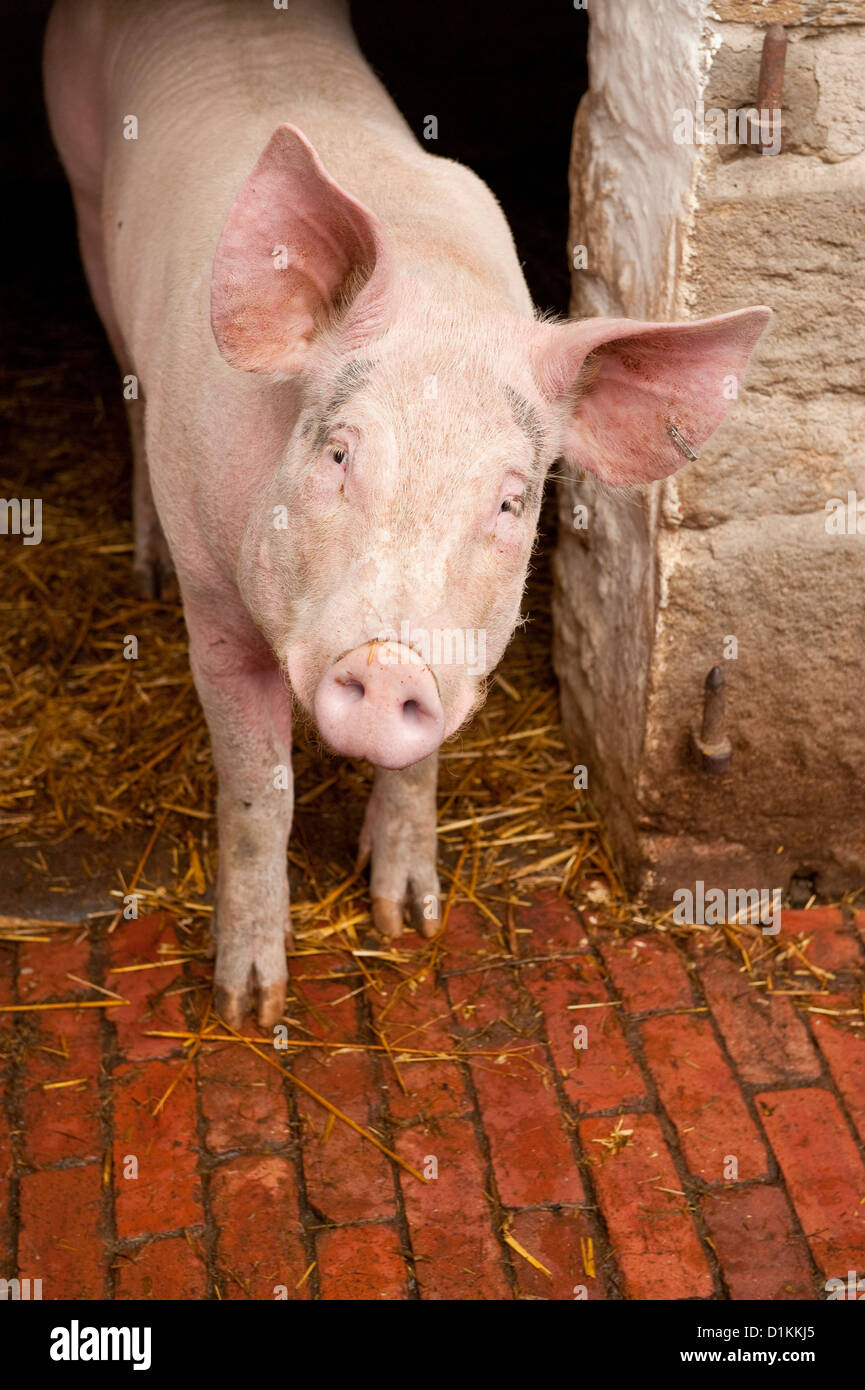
556 0 865 903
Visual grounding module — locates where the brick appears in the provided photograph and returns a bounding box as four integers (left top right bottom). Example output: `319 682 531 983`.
371 968 455 1053
0 948 13 1274
640 1013 768 1182
810 999 865 1147
597 933 693 1014
19 1166 105 1298
21 1079 102 1166
516 893 590 955
527 959 646 1111
210 1155 308 1300
446 962 526 1038
0 942 15 1020
108 915 188 1061
580 1112 713 1299
286 953 397 1224
114 1235 208 1299
445 928 583 1206
701 1187 815 1300
398 1116 510 1299
23 1014 102 1085
113 1060 203 1239
0 1103 12 1275
777 909 864 974
699 955 821 1085
440 903 505 972
17 932 93 1003
288 953 361 1040
198 1041 290 1153
371 970 468 1123
384 1060 469 1127
509 1208 609 1301
471 1053 584 1206
757 1088 865 1280
8 892 865 1305
317 1223 409 1300
20 1014 103 1166
294 1050 396 1224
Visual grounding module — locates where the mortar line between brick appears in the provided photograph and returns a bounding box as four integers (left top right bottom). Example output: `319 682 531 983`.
515 916 625 1299
2 940 23 1283
672 935 826 1297
356 971 420 1301
182 948 225 1299
439 966 521 1300
278 1076 324 1301
91 918 120 1299
581 914 728 1298
799 1006 865 1172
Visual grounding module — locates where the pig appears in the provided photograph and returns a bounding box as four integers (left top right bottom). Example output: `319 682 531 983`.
44 0 770 1027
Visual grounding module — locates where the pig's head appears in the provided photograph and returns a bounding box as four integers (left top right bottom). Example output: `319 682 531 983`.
211 124 770 770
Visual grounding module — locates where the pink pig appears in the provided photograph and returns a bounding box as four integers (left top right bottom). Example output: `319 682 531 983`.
45 0 770 1025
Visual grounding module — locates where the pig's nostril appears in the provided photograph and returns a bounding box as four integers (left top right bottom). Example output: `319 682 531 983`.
402 699 421 721
339 677 365 702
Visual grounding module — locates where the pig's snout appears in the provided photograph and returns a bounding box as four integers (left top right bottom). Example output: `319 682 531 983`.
313 642 444 769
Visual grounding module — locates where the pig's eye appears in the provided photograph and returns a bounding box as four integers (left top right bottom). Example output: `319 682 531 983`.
328 443 349 467
500 495 525 518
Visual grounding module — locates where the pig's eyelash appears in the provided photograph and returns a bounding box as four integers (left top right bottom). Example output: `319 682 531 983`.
500 495 525 518
327 442 349 467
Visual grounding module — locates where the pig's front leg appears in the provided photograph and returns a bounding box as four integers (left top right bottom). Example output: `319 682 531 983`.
357 754 440 940
185 597 293 1028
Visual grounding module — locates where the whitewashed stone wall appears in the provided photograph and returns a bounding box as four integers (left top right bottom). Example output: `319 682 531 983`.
556 0 865 902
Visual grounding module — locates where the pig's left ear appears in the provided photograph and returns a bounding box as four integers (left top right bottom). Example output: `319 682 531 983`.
533 307 771 485
211 124 391 374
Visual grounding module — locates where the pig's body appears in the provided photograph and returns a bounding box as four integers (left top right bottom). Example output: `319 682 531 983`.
45 0 532 581
45 0 771 1027
45 0 535 1023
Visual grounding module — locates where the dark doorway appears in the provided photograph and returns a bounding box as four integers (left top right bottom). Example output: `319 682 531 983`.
352 0 588 314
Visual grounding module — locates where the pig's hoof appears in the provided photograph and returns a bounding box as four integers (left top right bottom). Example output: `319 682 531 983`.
357 790 440 941
215 969 287 1031
372 896 406 939
214 979 253 1030
371 890 441 941
256 979 288 1029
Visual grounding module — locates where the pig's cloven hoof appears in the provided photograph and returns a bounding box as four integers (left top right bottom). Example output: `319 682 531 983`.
215 970 287 1030
357 798 441 941
372 893 441 941
211 902 291 1029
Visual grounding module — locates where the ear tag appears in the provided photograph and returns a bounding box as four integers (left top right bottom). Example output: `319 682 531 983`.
667 423 698 461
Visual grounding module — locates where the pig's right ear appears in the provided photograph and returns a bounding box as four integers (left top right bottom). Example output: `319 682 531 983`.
211 124 391 374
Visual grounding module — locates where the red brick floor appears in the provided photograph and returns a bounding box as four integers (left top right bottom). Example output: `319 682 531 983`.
1 898 864 1300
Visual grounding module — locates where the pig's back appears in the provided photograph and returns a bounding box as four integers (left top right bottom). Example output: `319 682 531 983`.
50 0 532 378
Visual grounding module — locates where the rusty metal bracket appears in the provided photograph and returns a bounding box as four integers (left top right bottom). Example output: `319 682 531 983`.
748 24 787 153
692 666 732 775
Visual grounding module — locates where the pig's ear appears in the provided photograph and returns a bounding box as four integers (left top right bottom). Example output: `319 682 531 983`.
211 124 391 374
533 308 771 486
